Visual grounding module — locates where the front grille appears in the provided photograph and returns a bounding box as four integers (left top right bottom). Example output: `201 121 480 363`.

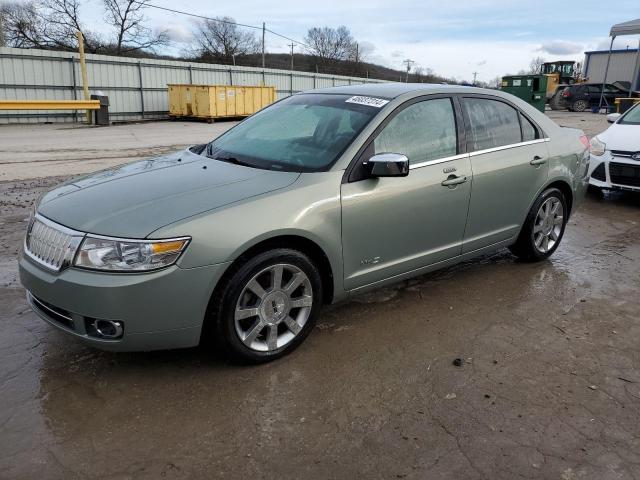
591 163 606 181
25 215 84 271
610 162 640 187
28 292 75 330
610 150 640 161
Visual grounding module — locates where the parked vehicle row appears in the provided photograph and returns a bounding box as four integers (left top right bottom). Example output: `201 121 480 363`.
561 82 629 112
20 84 590 362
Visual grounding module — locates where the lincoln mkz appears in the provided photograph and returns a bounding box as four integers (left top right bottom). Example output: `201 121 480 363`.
20 84 590 362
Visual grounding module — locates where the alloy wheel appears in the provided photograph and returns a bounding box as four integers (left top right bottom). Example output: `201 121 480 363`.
573 100 587 112
234 263 313 352
533 197 563 253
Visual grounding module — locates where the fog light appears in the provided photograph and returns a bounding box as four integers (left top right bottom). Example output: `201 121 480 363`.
87 319 124 339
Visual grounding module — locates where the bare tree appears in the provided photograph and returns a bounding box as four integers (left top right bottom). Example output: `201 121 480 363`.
528 56 545 74
0 0 100 51
0 2 43 48
304 26 357 65
191 16 259 63
102 0 167 55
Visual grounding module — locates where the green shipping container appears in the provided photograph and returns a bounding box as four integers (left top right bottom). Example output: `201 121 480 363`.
501 75 548 113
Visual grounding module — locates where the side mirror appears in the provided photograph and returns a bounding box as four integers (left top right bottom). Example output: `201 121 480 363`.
363 153 409 178
607 113 621 123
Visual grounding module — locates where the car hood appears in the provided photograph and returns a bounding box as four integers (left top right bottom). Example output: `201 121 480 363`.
38 149 300 238
599 124 640 152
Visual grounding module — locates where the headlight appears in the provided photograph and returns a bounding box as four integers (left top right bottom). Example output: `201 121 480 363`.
590 136 606 156
74 236 190 272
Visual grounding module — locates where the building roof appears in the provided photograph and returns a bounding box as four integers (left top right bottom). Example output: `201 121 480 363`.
585 48 639 55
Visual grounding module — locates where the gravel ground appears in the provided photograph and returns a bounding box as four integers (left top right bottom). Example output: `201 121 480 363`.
1 112 639 480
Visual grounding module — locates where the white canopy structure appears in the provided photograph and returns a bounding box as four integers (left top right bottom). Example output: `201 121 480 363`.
599 18 640 110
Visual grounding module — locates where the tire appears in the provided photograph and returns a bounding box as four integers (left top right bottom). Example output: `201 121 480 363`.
549 91 565 110
571 100 588 112
509 188 568 262
207 249 323 363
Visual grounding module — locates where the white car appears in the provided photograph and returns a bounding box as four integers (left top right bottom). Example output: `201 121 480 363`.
588 104 640 192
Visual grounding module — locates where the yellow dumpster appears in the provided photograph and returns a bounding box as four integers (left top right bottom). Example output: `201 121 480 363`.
168 84 276 122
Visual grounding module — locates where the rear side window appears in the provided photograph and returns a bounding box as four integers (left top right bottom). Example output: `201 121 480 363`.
464 98 521 151
373 98 457 163
520 114 539 141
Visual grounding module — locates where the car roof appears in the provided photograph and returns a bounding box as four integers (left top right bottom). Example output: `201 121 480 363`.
302 82 562 136
304 82 490 99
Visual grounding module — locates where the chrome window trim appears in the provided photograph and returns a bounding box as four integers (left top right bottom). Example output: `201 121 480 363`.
469 138 550 157
408 138 551 170
409 153 470 170
24 213 85 272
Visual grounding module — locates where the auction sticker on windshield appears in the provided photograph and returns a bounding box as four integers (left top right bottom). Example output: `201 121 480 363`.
345 96 390 108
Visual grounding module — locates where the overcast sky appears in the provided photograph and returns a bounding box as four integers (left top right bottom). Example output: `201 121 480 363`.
58 0 640 81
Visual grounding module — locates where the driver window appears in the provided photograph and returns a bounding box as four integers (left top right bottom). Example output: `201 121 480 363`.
373 98 457 164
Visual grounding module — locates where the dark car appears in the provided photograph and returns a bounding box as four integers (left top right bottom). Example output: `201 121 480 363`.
561 83 628 112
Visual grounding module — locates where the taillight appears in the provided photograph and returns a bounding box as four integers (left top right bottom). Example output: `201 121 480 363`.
562 90 571 97
579 135 590 150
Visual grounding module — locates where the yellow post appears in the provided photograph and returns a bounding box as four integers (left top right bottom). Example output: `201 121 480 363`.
76 31 91 124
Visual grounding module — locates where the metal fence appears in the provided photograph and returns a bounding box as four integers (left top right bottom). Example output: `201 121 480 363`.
0 47 385 124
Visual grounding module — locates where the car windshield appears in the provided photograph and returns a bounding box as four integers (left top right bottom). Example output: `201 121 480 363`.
619 104 640 125
206 93 381 172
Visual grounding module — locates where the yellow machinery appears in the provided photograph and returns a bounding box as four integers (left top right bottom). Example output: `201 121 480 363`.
168 84 276 122
542 61 586 110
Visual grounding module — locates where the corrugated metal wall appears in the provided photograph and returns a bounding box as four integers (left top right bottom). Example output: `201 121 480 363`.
0 47 386 124
583 49 640 88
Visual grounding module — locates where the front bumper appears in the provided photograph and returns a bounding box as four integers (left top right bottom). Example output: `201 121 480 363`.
588 152 640 191
19 255 230 351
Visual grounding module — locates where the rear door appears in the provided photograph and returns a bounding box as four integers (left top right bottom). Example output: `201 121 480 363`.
460 96 549 253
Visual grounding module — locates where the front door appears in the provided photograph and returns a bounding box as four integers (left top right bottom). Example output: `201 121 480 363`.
341 97 472 291
460 96 550 253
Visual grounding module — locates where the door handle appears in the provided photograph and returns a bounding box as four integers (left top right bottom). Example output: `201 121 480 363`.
530 156 547 166
441 175 467 187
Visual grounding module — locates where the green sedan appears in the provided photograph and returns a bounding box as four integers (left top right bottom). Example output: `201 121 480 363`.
19 84 590 362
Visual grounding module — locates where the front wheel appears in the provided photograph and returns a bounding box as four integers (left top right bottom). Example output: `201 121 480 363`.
208 249 323 363
509 188 568 262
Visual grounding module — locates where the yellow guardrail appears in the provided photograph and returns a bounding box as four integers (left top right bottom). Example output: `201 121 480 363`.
0 100 101 110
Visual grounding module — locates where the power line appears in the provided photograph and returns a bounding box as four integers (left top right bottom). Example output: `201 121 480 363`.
138 2 262 30
265 28 309 48
136 1 310 49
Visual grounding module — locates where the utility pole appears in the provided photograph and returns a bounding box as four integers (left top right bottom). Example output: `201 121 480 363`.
402 59 414 83
472 71 478 86
289 42 295 70
261 22 265 68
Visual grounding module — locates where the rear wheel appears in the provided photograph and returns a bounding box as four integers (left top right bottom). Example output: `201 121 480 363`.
570 99 588 112
208 249 323 363
509 188 568 262
549 91 565 110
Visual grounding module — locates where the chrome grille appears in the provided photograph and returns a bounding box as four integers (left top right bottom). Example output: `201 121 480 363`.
25 215 84 271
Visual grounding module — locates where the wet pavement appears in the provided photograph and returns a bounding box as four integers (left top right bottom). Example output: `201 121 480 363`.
1 113 639 479
1 179 640 479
